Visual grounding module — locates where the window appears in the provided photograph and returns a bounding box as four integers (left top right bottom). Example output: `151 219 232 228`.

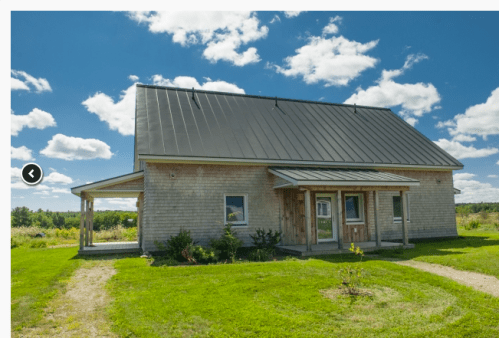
393 194 410 222
224 194 248 225
345 194 364 223
317 198 331 217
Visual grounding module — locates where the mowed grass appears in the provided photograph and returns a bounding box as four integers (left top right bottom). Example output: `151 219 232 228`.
11 246 82 331
375 228 499 278
108 257 499 337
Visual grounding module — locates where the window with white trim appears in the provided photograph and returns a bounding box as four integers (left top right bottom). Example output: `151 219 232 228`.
393 194 410 222
224 194 248 226
345 193 364 223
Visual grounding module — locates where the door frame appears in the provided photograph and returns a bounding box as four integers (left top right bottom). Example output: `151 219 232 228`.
316 193 337 243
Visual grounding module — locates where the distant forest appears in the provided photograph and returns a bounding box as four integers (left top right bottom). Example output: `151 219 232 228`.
11 207 137 230
455 203 499 214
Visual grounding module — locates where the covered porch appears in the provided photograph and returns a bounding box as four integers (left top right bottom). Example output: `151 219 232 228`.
70 171 144 255
270 167 420 254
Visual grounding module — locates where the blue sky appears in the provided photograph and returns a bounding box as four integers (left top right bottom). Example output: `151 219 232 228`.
10 11 499 211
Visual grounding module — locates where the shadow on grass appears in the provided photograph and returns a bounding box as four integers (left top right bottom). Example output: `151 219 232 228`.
71 252 143 261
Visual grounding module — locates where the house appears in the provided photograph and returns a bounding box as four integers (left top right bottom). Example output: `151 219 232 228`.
71 84 463 255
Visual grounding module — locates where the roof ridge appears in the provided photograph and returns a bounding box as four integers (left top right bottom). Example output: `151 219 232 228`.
135 83 392 111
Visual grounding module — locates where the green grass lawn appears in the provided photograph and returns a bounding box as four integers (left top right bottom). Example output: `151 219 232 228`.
11 246 82 331
374 228 499 278
108 256 499 337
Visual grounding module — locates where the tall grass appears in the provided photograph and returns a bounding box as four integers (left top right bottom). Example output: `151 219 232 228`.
457 212 499 231
11 225 137 249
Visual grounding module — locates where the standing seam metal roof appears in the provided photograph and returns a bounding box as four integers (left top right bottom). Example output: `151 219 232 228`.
134 84 463 169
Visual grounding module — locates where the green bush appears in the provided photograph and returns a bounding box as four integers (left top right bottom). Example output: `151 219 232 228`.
210 224 243 262
465 219 480 230
250 228 281 254
155 230 195 261
191 245 219 264
248 248 274 262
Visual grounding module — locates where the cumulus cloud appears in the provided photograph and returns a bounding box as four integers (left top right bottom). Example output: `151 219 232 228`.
11 77 30 91
128 75 139 82
488 175 498 178
11 70 52 92
451 134 477 142
322 16 342 35
434 139 499 160
11 108 57 136
270 35 378 87
454 176 499 203
454 173 476 180
82 84 136 136
11 146 34 161
51 187 71 194
40 134 113 160
94 198 138 211
43 171 74 185
127 11 268 66
151 75 245 94
284 11 304 18
344 53 440 125
437 87 499 140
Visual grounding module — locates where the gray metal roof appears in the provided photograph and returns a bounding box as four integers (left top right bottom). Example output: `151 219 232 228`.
269 167 420 187
135 84 463 169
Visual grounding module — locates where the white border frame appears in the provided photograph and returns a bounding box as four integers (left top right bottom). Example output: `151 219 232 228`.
224 193 249 226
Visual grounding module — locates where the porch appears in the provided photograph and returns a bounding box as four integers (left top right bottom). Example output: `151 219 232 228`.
71 171 144 255
278 241 415 257
270 167 420 253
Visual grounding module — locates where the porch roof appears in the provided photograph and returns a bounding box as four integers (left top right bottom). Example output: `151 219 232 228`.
71 171 144 198
269 167 420 187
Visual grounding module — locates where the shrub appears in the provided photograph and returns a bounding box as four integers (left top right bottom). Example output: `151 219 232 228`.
155 230 195 261
465 219 480 230
210 224 243 262
339 266 367 295
191 245 219 264
181 245 197 264
250 228 281 254
248 248 274 262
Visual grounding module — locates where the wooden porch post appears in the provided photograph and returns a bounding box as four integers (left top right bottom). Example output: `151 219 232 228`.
85 199 90 247
337 190 343 250
374 191 381 248
304 189 312 252
79 193 86 250
401 191 409 245
89 200 94 245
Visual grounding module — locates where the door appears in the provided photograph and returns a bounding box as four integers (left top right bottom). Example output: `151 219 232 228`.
316 193 337 242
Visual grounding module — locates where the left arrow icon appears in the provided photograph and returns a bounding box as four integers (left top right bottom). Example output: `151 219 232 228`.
21 163 43 185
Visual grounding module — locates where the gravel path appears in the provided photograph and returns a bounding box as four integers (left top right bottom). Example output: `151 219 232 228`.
388 259 499 297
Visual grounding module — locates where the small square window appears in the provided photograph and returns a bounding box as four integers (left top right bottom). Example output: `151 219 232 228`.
345 194 363 222
225 195 248 225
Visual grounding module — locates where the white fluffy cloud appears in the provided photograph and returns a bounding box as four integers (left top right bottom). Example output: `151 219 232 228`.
128 75 139 82
270 35 378 87
488 175 498 178
434 139 499 160
11 70 52 93
11 146 34 161
127 11 268 66
11 108 57 136
82 84 136 136
284 11 304 18
454 173 476 180
151 75 245 94
451 134 477 142
51 187 71 194
454 176 499 203
344 54 440 124
269 15 281 24
322 16 342 35
437 87 499 140
43 171 73 185
93 198 137 211
40 134 113 160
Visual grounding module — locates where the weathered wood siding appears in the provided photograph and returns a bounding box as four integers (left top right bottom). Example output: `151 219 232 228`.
142 163 280 252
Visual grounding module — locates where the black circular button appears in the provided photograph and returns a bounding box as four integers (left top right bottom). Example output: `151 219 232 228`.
21 163 43 185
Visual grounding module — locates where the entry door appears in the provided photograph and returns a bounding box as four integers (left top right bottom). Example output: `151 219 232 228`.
316 193 337 242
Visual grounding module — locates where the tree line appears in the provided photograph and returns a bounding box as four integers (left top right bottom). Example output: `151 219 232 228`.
11 207 137 231
456 203 499 214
